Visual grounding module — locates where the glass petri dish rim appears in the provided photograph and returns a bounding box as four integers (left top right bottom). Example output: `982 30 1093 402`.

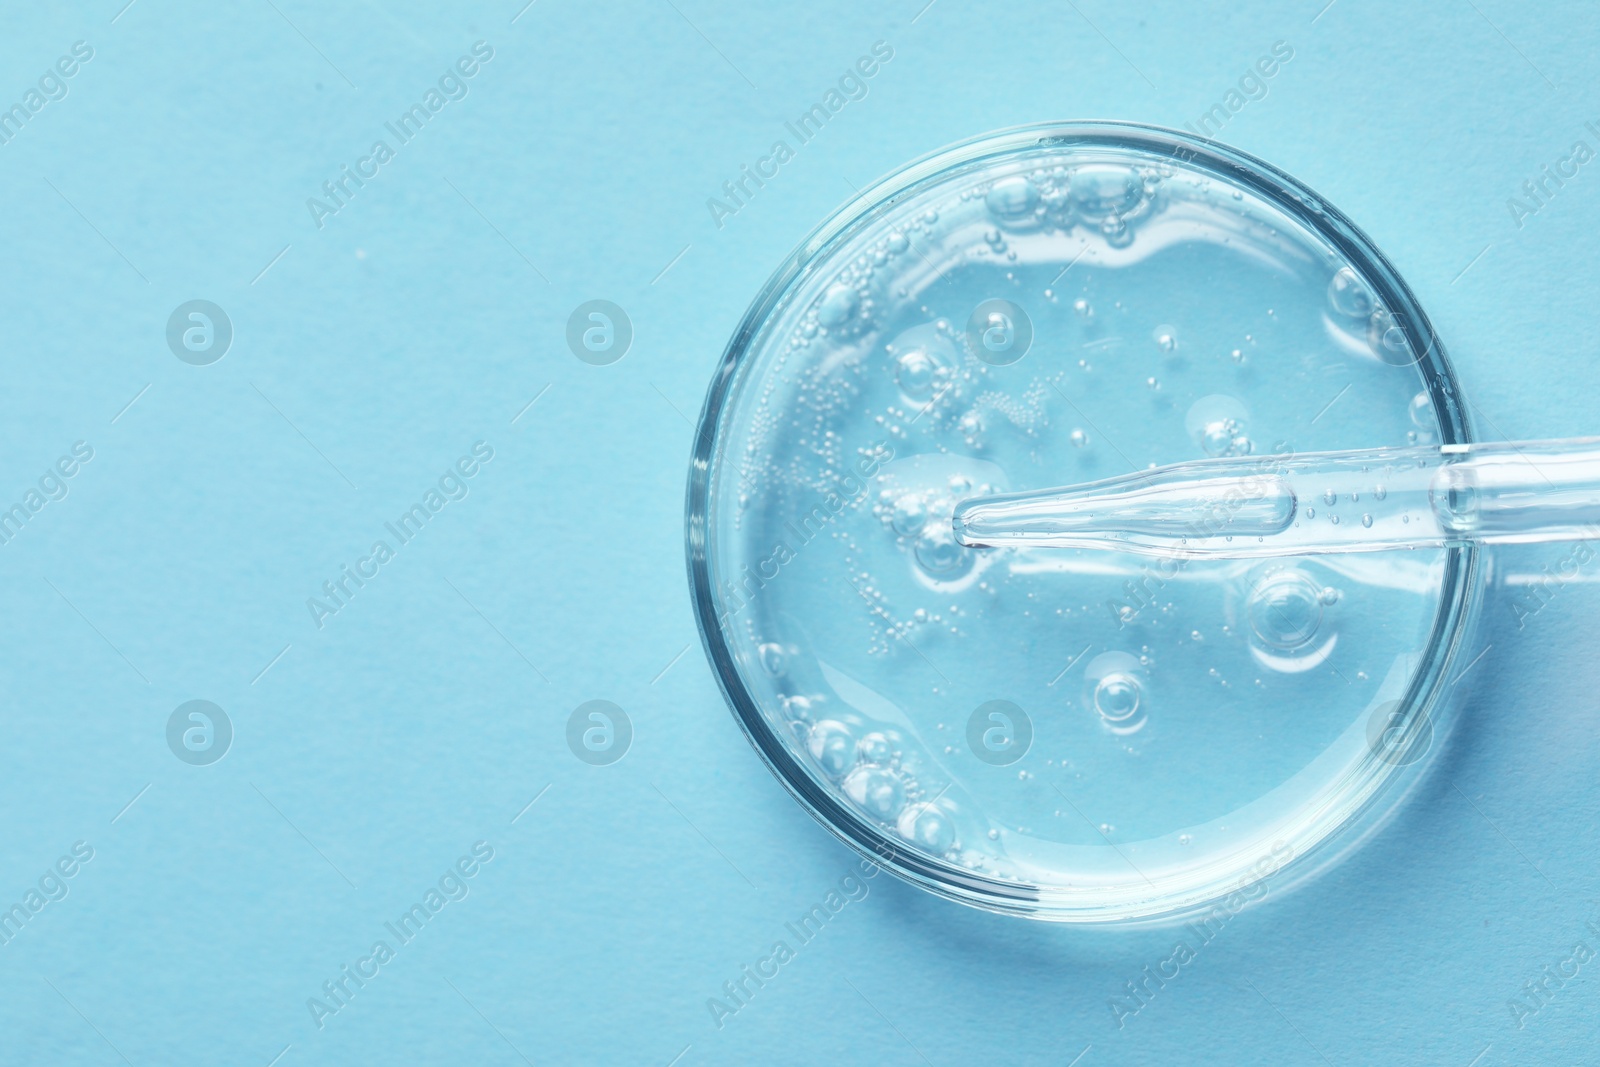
685 119 1481 923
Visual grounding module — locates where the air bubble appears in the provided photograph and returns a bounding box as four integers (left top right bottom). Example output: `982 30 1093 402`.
895 348 940 399
1186 395 1251 457
845 766 905 820
986 176 1040 222
784 694 816 724
809 720 855 778
857 732 892 765
1327 266 1375 318
1409 391 1434 429
1071 164 1142 217
891 494 927 535
1082 651 1148 735
1246 569 1324 651
1095 675 1141 721
898 802 955 853
818 283 859 327
914 526 972 578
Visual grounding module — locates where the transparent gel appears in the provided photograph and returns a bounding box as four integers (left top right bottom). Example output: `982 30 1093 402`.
688 123 1479 922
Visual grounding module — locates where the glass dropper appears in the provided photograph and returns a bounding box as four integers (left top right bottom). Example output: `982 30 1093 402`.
951 438 1600 560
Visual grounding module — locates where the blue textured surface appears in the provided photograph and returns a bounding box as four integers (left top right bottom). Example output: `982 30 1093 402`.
1 2 1597 1064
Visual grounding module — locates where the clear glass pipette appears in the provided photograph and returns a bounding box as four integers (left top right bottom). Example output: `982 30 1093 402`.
951 438 1600 559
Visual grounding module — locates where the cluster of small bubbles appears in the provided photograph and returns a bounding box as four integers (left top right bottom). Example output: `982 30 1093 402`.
1201 419 1250 457
1188 396 1252 458
956 409 985 448
966 385 1051 437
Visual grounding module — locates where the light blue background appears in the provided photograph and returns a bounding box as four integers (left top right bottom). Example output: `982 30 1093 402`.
2 1 1597 1064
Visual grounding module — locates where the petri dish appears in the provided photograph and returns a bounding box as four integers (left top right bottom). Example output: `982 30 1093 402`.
686 122 1482 922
